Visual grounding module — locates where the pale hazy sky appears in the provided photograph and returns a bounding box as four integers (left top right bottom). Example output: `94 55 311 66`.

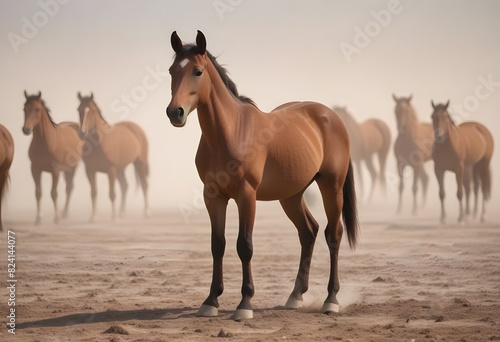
1 0 499 220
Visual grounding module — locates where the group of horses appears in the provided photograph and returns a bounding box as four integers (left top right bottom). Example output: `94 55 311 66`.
0 91 150 229
0 30 494 321
344 94 493 224
164 31 494 320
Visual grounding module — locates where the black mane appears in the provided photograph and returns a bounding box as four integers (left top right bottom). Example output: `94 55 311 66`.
177 44 256 107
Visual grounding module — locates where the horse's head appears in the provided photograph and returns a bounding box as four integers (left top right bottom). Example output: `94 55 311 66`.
166 30 209 127
393 94 413 134
431 100 451 143
77 92 98 137
23 90 44 135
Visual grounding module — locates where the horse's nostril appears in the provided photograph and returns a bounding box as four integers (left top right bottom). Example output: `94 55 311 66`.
177 107 184 119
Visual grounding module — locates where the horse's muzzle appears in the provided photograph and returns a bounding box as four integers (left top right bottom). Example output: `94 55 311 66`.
22 127 32 135
166 106 186 127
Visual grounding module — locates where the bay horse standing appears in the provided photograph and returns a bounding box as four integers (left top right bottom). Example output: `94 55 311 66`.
166 31 359 320
393 94 434 215
77 93 150 221
431 101 494 223
0 124 14 231
22 91 82 224
333 106 391 201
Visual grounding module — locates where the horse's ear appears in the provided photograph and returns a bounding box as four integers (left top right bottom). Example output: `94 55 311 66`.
431 100 436 109
90 92 94 100
196 30 206 55
392 94 398 102
445 100 449 109
24 90 28 99
77 92 83 101
38 91 41 98
171 31 183 53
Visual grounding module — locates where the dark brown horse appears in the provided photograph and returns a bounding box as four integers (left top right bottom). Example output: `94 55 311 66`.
431 101 494 223
77 93 150 221
166 31 359 320
393 94 434 215
0 124 14 231
333 106 391 201
23 91 82 224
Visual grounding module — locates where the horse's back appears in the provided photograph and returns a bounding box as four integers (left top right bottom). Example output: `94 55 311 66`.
458 122 494 163
360 118 391 154
99 122 147 167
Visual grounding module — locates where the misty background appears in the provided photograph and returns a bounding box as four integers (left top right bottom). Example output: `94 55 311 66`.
1 0 499 224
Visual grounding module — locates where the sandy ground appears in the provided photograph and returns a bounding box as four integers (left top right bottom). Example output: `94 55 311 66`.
1 197 500 342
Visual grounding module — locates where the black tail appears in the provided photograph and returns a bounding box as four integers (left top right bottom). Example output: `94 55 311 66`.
342 160 359 249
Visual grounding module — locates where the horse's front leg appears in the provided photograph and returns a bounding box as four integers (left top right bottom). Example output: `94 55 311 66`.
50 169 61 224
232 185 257 321
435 167 446 224
455 166 465 224
197 192 228 317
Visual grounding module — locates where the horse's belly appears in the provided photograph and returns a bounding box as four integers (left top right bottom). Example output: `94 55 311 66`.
256 157 319 201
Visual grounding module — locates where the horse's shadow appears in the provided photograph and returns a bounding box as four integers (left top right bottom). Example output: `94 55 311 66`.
17 307 196 329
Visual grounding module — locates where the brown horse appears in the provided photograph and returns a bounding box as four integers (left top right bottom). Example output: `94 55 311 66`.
333 106 391 201
23 91 82 224
0 124 14 231
77 92 150 221
166 31 359 320
431 101 494 223
393 94 434 215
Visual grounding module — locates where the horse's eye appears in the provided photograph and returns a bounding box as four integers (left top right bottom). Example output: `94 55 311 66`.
195 70 203 77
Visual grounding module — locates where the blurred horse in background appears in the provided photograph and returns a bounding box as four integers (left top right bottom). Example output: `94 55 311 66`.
0 124 14 231
333 106 391 201
431 101 494 223
22 91 82 224
393 94 434 215
77 92 150 221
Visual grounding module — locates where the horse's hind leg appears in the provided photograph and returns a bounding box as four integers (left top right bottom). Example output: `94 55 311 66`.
463 166 472 219
316 174 345 314
134 160 151 217
62 168 76 219
117 168 128 216
472 166 480 219
364 156 377 202
50 170 61 224
107 168 117 221
280 191 319 309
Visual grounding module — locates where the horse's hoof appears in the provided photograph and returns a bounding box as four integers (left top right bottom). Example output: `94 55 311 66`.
54 217 60 224
144 209 152 218
231 309 253 321
35 217 42 225
196 305 218 317
321 302 340 314
284 296 303 309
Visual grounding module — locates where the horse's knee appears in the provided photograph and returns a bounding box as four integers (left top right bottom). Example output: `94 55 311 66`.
236 236 253 262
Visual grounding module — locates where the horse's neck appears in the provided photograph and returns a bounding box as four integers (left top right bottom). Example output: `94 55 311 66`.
196 63 245 151
33 109 57 149
404 108 421 140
